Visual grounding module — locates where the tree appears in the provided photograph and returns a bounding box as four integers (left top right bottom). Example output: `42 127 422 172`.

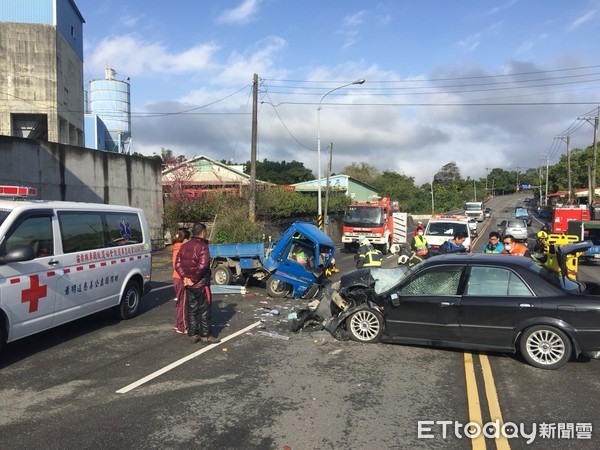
372 171 426 212
434 162 461 185
245 159 314 184
341 162 381 185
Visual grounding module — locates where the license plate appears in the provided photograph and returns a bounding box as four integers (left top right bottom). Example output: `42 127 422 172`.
594 254 600 259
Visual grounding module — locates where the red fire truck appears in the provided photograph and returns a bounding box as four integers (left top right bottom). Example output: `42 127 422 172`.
552 206 591 233
341 196 399 253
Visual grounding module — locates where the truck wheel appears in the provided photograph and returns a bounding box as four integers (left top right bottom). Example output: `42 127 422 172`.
213 265 233 285
266 277 291 298
118 280 141 320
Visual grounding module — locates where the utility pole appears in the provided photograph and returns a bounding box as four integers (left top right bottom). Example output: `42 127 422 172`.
513 167 521 193
545 154 549 206
556 134 572 203
249 73 258 222
430 178 435 216
578 107 599 205
323 142 333 234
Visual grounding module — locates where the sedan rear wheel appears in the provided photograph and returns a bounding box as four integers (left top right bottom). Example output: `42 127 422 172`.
520 325 572 370
346 309 383 343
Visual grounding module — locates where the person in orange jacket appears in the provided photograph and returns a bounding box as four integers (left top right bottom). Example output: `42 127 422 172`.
172 228 190 334
501 235 532 257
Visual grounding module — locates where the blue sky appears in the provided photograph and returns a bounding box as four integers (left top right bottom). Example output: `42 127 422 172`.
78 0 600 185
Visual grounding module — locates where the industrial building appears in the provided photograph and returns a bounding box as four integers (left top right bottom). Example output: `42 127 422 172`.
85 67 132 153
0 0 85 146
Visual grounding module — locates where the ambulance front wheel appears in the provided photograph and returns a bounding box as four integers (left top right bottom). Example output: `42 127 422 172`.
0 324 5 354
118 280 141 320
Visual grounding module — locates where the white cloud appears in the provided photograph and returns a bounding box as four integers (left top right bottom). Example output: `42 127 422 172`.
457 33 481 52
85 34 219 77
342 10 367 27
216 0 262 25
567 9 596 31
218 36 287 84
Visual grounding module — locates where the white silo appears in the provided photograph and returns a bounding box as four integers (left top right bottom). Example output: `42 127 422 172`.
89 68 131 153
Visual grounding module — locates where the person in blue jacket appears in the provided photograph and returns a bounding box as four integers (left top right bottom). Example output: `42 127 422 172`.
438 230 468 254
482 231 504 253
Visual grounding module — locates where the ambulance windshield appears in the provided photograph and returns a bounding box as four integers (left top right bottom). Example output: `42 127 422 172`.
0 209 10 227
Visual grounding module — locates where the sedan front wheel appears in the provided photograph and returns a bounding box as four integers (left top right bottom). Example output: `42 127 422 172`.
520 325 572 370
346 309 383 343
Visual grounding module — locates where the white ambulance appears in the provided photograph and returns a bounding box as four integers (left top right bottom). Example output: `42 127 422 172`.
0 186 153 352
424 215 473 255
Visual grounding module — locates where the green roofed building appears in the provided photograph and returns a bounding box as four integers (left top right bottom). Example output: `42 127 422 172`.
291 174 378 201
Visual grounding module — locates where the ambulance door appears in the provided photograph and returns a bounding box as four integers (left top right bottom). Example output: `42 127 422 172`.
0 210 59 342
53 210 110 326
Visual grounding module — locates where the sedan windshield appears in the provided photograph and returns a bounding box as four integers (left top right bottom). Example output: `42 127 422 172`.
369 266 411 294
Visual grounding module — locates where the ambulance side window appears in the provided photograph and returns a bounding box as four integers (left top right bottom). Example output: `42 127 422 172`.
105 212 143 245
3 215 54 258
58 212 105 253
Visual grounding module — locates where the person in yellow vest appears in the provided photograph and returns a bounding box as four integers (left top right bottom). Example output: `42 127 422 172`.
410 224 429 259
356 237 383 268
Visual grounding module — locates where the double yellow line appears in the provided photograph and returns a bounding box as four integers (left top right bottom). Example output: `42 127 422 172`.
464 352 510 450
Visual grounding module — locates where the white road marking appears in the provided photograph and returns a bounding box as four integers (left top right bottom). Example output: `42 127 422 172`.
116 321 263 394
151 285 174 292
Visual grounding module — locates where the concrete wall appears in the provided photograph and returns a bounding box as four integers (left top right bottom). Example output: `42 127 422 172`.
0 136 164 242
0 21 83 146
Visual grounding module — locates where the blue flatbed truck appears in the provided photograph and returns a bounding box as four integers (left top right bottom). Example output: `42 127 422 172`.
209 221 336 298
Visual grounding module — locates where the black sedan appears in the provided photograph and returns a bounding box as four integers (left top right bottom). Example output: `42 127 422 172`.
295 243 600 369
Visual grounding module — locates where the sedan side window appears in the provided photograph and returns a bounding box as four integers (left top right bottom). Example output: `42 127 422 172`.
400 266 463 296
466 266 532 296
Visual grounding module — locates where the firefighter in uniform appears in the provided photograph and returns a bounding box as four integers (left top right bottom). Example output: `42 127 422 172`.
532 230 549 263
355 238 383 268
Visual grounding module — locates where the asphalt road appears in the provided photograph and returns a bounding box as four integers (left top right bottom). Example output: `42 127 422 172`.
1 193 599 449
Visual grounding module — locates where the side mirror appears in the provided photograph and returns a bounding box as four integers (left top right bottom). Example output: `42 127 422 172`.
0 244 36 265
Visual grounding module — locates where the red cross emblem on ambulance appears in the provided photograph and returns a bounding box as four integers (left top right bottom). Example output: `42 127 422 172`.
21 275 48 313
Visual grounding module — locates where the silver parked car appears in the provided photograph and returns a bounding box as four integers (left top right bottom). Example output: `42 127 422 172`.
498 219 528 242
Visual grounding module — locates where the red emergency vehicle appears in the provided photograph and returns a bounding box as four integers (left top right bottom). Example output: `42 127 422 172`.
552 206 591 233
341 196 399 253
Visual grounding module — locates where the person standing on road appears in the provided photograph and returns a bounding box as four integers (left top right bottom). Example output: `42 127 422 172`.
410 224 430 258
355 237 383 268
438 231 468 254
172 228 190 334
501 235 532 257
175 223 220 344
482 231 504 253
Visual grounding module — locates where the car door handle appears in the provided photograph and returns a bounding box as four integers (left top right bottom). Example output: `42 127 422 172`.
440 301 454 307
519 303 534 308
48 260 60 266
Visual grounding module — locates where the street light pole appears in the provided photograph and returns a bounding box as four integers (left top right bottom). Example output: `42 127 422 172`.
317 78 365 230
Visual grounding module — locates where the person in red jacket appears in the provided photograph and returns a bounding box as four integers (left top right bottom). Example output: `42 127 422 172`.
172 228 190 334
175 223 220 344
